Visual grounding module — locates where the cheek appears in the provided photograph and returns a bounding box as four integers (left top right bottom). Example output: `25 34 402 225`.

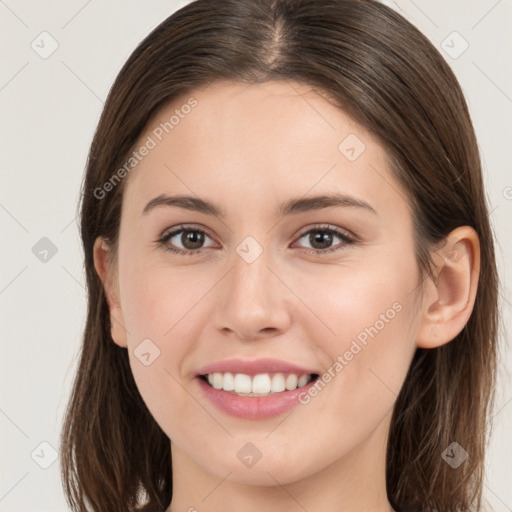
263 254 420 474
296 239 420 388
301 248 420 412
116 256 202 426
117 251 243 431
119 251 212 345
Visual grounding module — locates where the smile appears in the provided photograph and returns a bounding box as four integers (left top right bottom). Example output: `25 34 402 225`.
195 358 321 420
202 372 316 396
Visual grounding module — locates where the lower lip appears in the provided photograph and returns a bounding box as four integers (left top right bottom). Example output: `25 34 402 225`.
196 376 318 420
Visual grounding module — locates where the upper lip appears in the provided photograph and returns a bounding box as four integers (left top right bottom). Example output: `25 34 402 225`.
196 358 319 377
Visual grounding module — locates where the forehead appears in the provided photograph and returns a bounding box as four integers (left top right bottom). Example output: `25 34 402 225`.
161 79 363 146
122 80 408 220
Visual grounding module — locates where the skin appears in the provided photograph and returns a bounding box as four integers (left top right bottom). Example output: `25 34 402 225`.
93 80 480 512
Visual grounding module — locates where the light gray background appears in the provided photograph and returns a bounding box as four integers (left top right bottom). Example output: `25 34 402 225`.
1 1 511 511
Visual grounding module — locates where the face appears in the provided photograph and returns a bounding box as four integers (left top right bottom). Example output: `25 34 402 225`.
102 80 423 485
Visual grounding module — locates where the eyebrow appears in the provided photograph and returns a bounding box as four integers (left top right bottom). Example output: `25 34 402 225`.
142 192 377 218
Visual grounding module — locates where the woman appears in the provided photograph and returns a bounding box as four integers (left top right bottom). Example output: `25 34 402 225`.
60 1 499 511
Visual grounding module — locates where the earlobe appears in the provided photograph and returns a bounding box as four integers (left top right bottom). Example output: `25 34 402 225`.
92 237 128 348
416 226 480 349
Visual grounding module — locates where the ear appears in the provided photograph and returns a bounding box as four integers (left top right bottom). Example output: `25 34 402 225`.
416 226 480 349
93 236 128 348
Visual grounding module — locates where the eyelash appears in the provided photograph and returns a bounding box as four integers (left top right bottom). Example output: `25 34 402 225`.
156 224 357 256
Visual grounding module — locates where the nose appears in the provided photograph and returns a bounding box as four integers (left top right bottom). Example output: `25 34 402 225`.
211 245 294 341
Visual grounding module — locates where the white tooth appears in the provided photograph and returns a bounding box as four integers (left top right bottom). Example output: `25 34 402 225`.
222 372 235 391
252 374 271 394
207 374 214 386
285 374 298 390
298 374 309 387
234 373 252 394
212 372 223 389
271 373 286 393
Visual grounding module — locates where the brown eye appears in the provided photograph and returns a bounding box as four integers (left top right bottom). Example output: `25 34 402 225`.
179 230 205 250
158 226 216 255
294 225 356 254
308 230 334 250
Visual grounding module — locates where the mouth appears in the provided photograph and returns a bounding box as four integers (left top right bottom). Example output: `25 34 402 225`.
199 371 319 397
195 358 322 420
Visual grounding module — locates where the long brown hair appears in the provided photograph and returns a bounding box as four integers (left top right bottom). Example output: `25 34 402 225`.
60 1 499 510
